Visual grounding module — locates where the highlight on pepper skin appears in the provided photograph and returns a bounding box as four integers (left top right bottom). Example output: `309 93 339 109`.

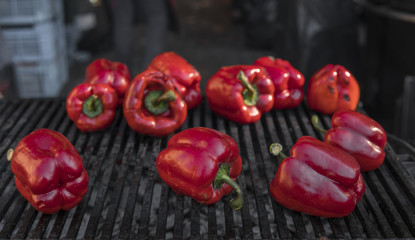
156 127 244 210
206 65 275 124
268 136 365 218
7 128 89 214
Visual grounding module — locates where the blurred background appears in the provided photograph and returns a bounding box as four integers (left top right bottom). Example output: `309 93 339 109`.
0 0 415 144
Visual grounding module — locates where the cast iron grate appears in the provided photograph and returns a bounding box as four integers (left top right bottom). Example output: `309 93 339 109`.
0 99 415 239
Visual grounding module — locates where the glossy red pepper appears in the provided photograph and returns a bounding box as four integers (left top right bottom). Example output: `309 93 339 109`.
156 127 244 210
7 129 88 214
206 65 275 124
254 56 305 109
66 83 118 132
84 58 131 105
147 52 202 109
307 64 360 115
123 70 187 136
269 136 365 218
312 110 387 172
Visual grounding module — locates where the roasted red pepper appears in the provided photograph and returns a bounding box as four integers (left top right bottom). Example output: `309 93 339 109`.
147 52 202 109
312 110 387 172
206 65 274 124
7 129 88 214
66 83 118 132
254 56 305 109
269 136 365 218
84 58 131 105
156 127 244 209
123 70 187 136
307 64 360 115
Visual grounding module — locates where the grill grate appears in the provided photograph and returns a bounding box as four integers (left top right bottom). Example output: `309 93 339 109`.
0 99 415 239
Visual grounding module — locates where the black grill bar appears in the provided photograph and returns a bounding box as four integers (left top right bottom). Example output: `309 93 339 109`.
1 99 415 239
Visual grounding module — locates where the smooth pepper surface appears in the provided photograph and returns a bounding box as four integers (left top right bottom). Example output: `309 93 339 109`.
323 110 387 171
156 127 243 209
66 83 118 132
254 56 305 109
307 64 360 115
84 58 131 105
8 129 89 214
206 65 274 124
269 136 365 218
147 52 202 109
123 69 187 136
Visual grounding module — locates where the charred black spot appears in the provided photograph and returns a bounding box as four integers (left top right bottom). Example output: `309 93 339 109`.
329 76 334 82
344 80 349 85
328 86 335 93
344 94 350 101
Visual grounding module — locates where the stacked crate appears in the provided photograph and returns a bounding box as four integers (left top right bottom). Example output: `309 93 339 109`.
0 0 68 98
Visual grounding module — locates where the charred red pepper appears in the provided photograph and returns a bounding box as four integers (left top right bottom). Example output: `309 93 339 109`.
84 58 131 105
156 127 243 209
307 64 360 115
123 70 187 136
206 65 274 124
7 129 88 214
311 110 387 172
147 52 202 109
66 83 118 132
269 136 365 218
254 56 305 109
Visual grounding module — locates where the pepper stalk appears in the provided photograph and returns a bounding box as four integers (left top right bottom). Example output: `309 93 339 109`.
83 95 103 118
238 71 258 107
145 90 177 115
311 115 328 134
214 164 244 210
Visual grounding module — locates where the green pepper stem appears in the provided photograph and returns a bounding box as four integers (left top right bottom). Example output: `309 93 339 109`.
154 90 176 104
215 165 244 210
238 71 256 94
269 143 288 161
82 95 103 118
7 149 13 162
238 71 258 107
311 115 328 134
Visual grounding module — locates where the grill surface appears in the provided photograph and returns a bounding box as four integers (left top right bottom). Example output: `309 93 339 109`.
0 99 415 239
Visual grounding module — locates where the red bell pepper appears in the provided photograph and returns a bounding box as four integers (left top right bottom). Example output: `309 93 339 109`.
66 83 118 132
84 58 131 105
307 64 360 115
311 110 387 172
254 56 305 109
156 127 244 210
7 129 88 214
123 69 187 137
147 52 202 109
269 136 365 218
205 65 275 124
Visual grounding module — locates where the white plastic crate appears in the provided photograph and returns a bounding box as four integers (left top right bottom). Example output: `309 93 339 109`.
13 53 68 98
1 18 65 62
0 0 62 24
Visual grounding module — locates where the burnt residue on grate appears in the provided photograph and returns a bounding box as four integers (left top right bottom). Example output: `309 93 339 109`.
0 99 415 239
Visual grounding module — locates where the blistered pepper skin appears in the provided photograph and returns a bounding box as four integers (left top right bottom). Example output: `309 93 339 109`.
270 136 365 218
307 65 360 115
9 129 89 214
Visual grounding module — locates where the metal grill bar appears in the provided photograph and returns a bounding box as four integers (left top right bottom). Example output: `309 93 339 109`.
0 99 415 239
